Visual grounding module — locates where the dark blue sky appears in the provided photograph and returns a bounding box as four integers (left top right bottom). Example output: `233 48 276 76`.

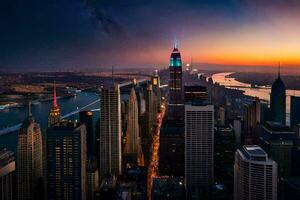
1 0 300 71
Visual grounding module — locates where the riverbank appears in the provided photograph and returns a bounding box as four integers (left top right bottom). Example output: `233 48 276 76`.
0 86 78 111
212 72 300 126
0 92 100 153
229 72 300 90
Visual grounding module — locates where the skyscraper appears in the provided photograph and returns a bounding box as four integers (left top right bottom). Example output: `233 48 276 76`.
79 111 96 159
79 111 98 200
99 84 122 177
234 145 277 200
168 45 184 122
233 117 242 148
290 96 300 129
125 88 143 165
270 70 286 125
0 149 15 200
145 84 154 131
17 105 43 200
48 82 61 127
45 121 87 200
243 98 261 144
260 121 294 177
140 84 154 166
151 70 161 111
86 158 99 200
125 88 140 154
185 99 214 199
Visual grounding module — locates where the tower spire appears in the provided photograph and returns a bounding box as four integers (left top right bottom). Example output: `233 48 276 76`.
48 81 61 127
112 65 115 85
28 100 32 117
174 37 179 49
278 62 281 78
53 81 58 108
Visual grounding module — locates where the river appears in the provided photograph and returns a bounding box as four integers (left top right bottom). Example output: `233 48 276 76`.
0 92 100 152
212 72 300 125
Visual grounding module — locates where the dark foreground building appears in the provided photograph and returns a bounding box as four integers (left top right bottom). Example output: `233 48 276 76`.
45 121 87 200
159 122 185 176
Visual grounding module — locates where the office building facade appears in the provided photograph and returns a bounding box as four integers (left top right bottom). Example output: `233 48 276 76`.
99 85 122 176
45 122 87 200
234 145 277 200
185 103 214 198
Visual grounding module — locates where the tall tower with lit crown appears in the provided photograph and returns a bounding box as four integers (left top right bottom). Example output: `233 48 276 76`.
168 42 184 122
48 82 61 127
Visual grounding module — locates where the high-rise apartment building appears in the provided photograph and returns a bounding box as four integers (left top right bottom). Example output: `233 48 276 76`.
99 84 122 177
45 121 87 200
185 102 214 199
17 107 43 200
0 149 15 200
234 145 277 200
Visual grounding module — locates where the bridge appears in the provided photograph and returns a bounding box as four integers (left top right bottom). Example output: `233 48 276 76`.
0 78 149 136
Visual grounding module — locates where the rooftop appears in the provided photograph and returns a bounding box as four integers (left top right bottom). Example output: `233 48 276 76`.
0 149 15 168
240 145 268 162
264 121 294 133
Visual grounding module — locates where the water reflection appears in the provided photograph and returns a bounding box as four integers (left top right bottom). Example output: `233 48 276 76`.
212 72 300 125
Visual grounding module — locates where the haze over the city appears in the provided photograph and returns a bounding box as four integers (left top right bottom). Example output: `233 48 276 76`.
2 0 300 71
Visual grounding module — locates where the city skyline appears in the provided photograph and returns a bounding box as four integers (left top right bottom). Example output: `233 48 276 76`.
1 2 300 198
0 41 300 199
2 0 300 71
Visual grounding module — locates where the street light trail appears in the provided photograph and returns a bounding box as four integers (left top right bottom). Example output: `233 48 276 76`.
147 103 166 199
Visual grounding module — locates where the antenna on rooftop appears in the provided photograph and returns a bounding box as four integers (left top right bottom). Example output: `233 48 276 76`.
112 65 115 85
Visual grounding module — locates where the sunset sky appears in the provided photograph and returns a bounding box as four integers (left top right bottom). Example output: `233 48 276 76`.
1 0 300 71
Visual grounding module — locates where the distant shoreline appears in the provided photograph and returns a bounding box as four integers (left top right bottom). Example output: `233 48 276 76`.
229 72 300 90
